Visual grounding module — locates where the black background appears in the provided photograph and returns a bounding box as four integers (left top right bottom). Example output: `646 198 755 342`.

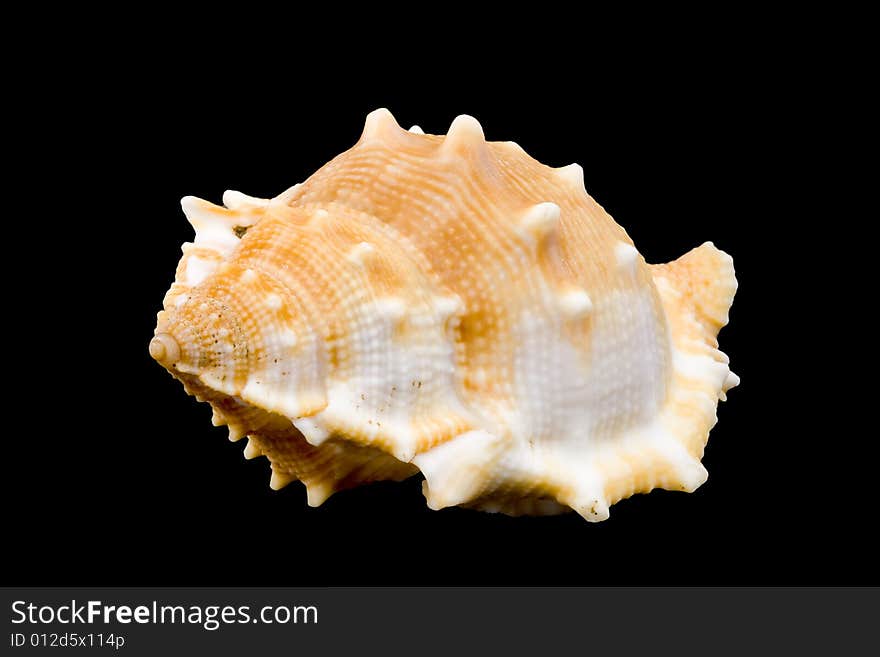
7 23 868 586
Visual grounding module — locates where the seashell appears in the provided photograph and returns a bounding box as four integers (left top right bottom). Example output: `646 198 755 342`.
150 108 738 521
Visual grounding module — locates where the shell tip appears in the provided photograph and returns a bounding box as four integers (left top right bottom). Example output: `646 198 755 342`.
615 241 640 272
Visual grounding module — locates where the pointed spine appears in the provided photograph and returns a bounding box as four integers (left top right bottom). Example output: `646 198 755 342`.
269 469 296 490
723 370 740 392
222 190 269 210
557 163 585 190
720 369 740 401
243 437 262 460
180 196 232 230
306 480 336 507
361 108 402 142
441 114 487 156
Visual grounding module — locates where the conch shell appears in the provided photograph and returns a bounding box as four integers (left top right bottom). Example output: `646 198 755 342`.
150 109 738 521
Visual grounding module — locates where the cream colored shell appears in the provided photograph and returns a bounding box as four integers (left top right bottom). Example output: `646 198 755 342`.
150 109 738 520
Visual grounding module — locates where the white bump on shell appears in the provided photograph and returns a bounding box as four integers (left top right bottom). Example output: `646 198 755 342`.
433 294 464 319
184 256 214 286
361 108 401 141
346 241 376 267
266 293 282 310
615 242 639 272
374 297 407 322
723 370 740 391
442 115 485 153
558 288 593 319
519 202 560 241
408 125 425 134
719 369 740 401
280 329 298 348
557 163 585 189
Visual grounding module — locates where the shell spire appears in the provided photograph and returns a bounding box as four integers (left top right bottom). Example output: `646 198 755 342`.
150 110 738 522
